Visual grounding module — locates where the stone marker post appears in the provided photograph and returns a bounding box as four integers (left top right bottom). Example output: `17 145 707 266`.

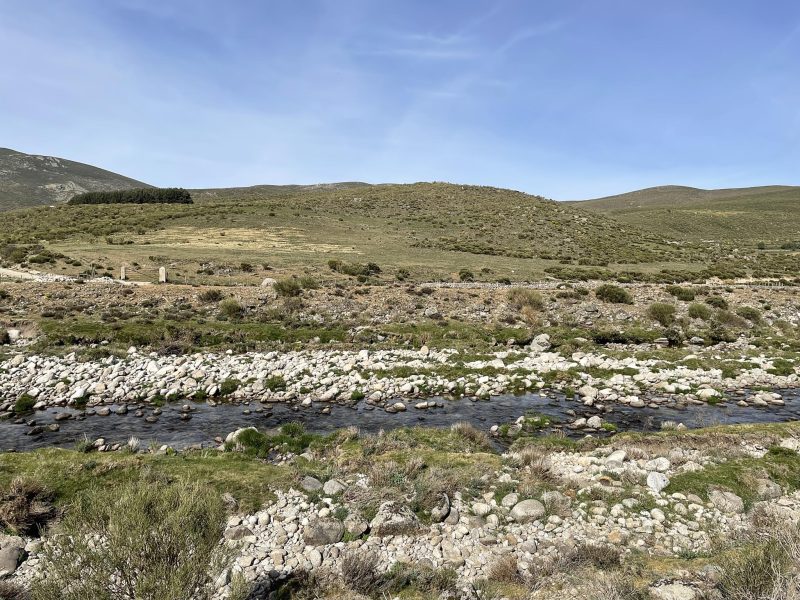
120 266 127 281
158 267 167 284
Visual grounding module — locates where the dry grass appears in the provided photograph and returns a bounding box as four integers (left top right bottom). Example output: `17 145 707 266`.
0 477 55 535
340 550 381 596
450 421 491 450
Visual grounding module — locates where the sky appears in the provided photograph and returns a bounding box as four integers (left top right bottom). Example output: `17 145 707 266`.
1 0 799 199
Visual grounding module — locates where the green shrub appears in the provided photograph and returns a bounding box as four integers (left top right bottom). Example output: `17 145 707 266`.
688 303 711 320
198 289 223 303
647 303 676 326
218 299 243 319
715 310 749 328
298 276 319 290
706 296 729 309
14 394 36 415
458 269 474 282
595 284 633 304
30 480 228 600
666 285 696 301
0 328 9 345
507 288 544 310
274 278 302 297
736 306 762 324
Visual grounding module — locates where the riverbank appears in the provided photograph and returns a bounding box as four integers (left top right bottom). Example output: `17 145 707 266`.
3 421 800 599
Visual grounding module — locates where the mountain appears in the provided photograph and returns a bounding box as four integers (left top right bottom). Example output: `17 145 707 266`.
571 185 800 243
0 148 151 211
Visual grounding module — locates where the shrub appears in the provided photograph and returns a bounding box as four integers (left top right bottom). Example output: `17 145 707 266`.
688 303 711 320
706 296 729 309
396 268 410 281
341 550 381 595
595 284 632 304
647 303 676 327
458 268 474 282
736 306 762 324
0 328 9 345
274 278 302 297
715 310 748 329
507 288 544 310
14 394 36 415
716 526 800 600
298 276 319 290
218 299 243 319
30 480 228 600
239 262 254 273
0 477 55 535
666 285 696 301
198 289 223 303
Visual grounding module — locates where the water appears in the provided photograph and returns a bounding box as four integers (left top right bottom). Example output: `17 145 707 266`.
1 389 798 452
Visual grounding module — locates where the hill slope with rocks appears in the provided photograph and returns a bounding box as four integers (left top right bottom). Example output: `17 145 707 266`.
0 147 151 211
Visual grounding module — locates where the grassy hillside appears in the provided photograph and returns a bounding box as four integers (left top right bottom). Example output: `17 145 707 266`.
0 148 150 210
572 185 800 244
0 182 725 284
1 181 796 284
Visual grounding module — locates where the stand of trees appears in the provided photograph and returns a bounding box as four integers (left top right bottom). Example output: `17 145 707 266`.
67 188 193 205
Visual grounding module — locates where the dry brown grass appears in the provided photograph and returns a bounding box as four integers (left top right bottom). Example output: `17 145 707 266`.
0 477 55 535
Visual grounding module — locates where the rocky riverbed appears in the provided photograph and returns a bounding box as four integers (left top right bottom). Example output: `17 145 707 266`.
3 340 798 413
5 425 800 599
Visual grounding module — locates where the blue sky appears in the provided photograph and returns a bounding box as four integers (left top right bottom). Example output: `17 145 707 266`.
1 0 799 198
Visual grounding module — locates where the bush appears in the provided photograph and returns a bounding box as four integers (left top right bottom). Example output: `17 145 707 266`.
198 289 223 303
647 303 676 327
736 306 762 324
14 394 36 415
507 288 544 310
458 268 474 282
30 480 228 600
67 188 193 205
298 276 318 290
0 328 9 345
595 284 632 304
274 278 302 297
218 299 243 320
716 526 800 600
706 295 729 309
0 477 55 535
715 310 748 329
688 303 711 320
666 285 695 301
341 550 381 595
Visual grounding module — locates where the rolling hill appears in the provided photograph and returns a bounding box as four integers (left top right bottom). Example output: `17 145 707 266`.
0 147 151 211
571 185 800 243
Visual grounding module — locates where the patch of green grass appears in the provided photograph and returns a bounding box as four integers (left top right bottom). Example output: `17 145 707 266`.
666 446 800 508
0 449 293 513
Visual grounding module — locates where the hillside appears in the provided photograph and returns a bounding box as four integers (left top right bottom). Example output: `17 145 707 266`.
572 185 800 243
0 182 724 284
0 148 151 211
